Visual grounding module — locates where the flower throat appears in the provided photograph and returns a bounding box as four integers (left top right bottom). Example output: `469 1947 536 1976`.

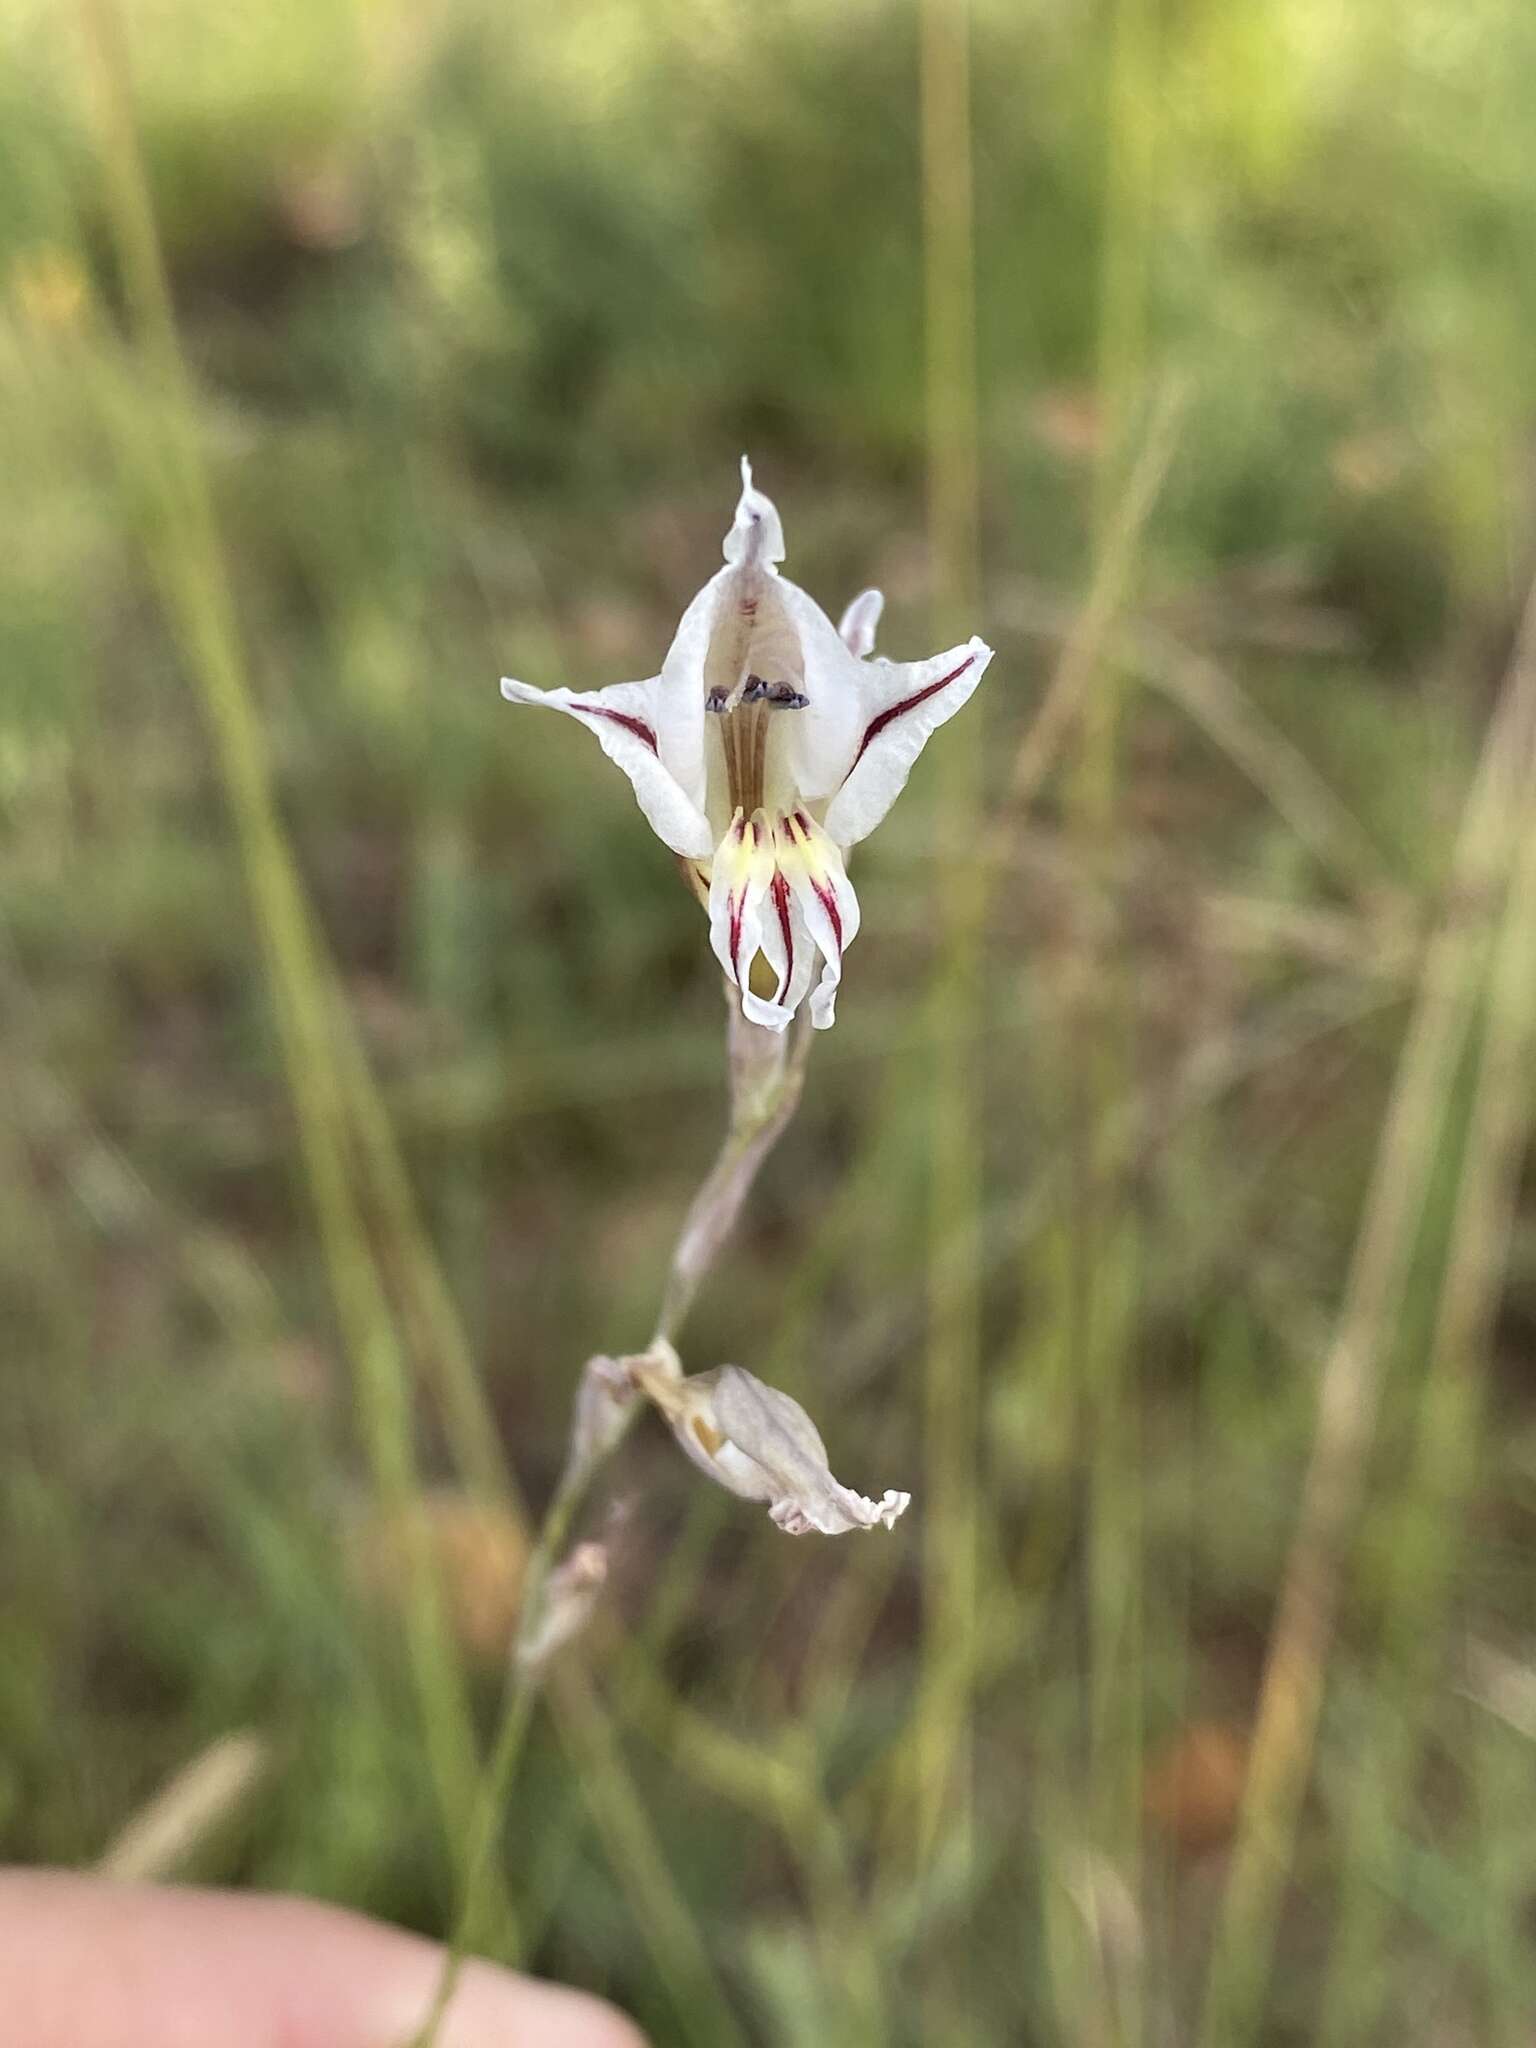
708 675 807 816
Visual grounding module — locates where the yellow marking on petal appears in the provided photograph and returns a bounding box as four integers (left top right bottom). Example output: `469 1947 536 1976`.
692 1417 725 1456
775 809 834 883
717 807 776 893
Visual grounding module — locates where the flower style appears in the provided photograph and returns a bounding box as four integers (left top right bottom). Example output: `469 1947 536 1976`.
501 459 993 1030
630 1352 911 1537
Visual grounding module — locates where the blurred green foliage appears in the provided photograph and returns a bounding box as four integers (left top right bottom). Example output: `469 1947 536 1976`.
7 0 1536 2042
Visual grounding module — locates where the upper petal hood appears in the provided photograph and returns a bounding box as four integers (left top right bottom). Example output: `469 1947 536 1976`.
723 455 786 567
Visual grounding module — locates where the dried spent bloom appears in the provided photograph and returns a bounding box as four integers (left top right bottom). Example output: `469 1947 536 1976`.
502 459 993 1031
631 1357 910 1537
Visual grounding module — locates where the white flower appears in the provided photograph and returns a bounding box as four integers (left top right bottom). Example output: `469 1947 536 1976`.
501 459 993 1031
630 1356 911 1537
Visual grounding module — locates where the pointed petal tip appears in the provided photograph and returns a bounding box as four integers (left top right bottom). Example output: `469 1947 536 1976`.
724 456 786 567
500 676 537 702
962 636 996 681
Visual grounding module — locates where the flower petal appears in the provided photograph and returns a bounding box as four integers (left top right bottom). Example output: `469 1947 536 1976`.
775 808 861 1031
757 865 816 1026
652 573 726 811
711 1367 911 1536
837 587 885 659
772 576 870 801
723 454 786 567
820 636 994 849
707 809 791 1030
500 677 713 858
634 1362 770 1500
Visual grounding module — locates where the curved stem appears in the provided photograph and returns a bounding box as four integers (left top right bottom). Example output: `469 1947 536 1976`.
409 1003 812 2047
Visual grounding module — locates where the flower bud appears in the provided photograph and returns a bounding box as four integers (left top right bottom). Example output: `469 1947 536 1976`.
516 1542 608 1673
565 1354 639 1486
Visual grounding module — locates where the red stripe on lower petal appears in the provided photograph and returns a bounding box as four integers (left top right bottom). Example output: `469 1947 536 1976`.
771 870 794 986
844 654 975 778
812 879 843 955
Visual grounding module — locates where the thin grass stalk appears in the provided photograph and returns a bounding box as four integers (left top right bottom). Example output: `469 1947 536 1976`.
330 1000 518 1513
609 1640 889 2044
994 586 1395 908
1315 715 1536 2041
1132 628 1393 908
80 28 708 2021
96 1732 269 1883
76 0 485 1882
549 1672 754 2048
996 381 1186 833
910 0 983 1933
511 1500 730 1961
1065 3 1161 2037
1468 1695 1536 2043
420 1622 749 2048
1196 578 1536 2046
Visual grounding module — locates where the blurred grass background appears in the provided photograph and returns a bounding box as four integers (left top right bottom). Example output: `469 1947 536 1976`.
7 0 1536 2040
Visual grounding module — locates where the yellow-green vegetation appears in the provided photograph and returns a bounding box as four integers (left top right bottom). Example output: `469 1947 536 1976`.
7 1 1536 2042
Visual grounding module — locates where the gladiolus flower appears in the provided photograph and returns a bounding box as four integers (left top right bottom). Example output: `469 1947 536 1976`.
501 459 992 1030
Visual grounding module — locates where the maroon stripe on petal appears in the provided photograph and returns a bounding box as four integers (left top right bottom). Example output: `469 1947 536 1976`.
728 891 745 982
576 704 659 755
771 869 794 986
812 879 843 956
843 653 976 780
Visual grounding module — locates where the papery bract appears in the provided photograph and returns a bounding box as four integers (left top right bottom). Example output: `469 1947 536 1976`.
502 460 993 1030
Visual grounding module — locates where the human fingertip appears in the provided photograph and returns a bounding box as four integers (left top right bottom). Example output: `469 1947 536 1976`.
383 1955 649 2048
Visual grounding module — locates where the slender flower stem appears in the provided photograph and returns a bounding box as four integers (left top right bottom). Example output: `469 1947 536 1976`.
656 1009 812 1346
405 1461 589 2048
410 1005 811 2048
